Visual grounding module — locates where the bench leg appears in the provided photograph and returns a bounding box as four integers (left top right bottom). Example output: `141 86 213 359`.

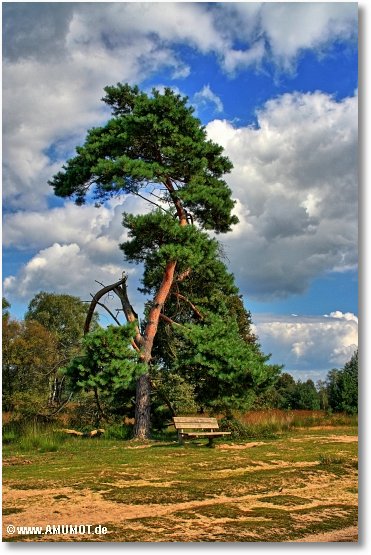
208 437 215 448
178 431 185 445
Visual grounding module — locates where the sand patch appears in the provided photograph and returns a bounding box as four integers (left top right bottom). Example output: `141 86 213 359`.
290 525 358 543
217 442 265 450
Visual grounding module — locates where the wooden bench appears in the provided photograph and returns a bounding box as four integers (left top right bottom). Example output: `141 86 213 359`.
173 416 231 447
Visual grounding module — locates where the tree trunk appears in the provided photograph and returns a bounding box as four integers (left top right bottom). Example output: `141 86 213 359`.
133 372 152 439
133 259 178 439
132 180 188 439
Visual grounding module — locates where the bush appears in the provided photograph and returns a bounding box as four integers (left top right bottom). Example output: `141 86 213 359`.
3 422 67 453
67 392 107 430
219 416 278 440
105 423 134 440
3 429 17 445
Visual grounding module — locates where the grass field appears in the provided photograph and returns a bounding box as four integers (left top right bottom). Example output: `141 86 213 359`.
2 419 358 542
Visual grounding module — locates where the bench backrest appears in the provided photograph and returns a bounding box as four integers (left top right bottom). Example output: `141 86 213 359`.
173 417 219 431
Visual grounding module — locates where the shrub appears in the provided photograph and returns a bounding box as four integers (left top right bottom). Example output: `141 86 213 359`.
3 429 17 445
319 454 345 465
219 416 278 440
105 423 134 440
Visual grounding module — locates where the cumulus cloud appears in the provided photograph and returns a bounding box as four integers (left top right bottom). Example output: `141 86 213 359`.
2 194 151 316
3 236 144 327
259 2 357 69
214 2 357 71
3 3 199 210
193 85 224 114
4 241 123 298
3 2 357 210
2 3 358 363
253 311 358 381
206 90 358 300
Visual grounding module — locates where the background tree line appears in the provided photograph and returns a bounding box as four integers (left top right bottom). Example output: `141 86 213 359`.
253 351 358 415
2 293 358 429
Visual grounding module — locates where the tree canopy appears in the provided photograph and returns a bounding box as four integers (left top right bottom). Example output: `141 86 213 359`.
49 84 238 233
24 292 99 406
25 292 97 353
2 315 60 415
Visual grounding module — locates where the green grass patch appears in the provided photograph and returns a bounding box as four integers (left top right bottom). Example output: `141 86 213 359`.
2 507 24 515
319 454 345 465
258 494 309 506
2 425 358 542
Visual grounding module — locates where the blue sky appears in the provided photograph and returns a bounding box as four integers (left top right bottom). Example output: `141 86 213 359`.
2 2 358 381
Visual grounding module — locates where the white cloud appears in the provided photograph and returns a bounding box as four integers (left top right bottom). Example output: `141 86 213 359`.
206 91 358 300
2 195 151 314
3 241 142 323
222 40 266 74
216 2 357 71
253 312 358 381
3 203 115 252
193 85 224 114
2 3 358 339
259 2 357 69
325 311 359 323
3 3 357 211
3 4 203 210
4 90 358 311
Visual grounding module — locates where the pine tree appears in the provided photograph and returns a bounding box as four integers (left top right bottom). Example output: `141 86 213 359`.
49 83 278 437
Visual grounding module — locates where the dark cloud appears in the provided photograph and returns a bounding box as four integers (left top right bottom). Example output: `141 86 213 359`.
3 2 75 61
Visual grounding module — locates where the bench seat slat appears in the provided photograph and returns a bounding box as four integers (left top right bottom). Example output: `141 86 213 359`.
182 432 231 437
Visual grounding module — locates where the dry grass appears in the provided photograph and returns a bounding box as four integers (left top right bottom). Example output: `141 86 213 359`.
2 423 358 543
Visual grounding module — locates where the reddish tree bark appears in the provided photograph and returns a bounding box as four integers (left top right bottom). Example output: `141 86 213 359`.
84 177 189 440
133 259 178 439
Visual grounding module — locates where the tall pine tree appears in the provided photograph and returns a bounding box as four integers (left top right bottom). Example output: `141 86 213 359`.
50 84 278 437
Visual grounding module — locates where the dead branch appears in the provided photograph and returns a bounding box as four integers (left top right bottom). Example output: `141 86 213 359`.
84 276 128 334
112 281 143 348
57 428 105 438
84 276 143 351
173 292 203 320
93 297 121 327
159 313 183 327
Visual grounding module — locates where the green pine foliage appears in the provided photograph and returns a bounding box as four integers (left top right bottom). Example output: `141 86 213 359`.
171 313 281 413
49 84 237 233
65 324 144 398
120 210 236 295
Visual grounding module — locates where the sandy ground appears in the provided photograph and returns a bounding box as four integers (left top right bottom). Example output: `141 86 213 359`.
2 437 358 543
